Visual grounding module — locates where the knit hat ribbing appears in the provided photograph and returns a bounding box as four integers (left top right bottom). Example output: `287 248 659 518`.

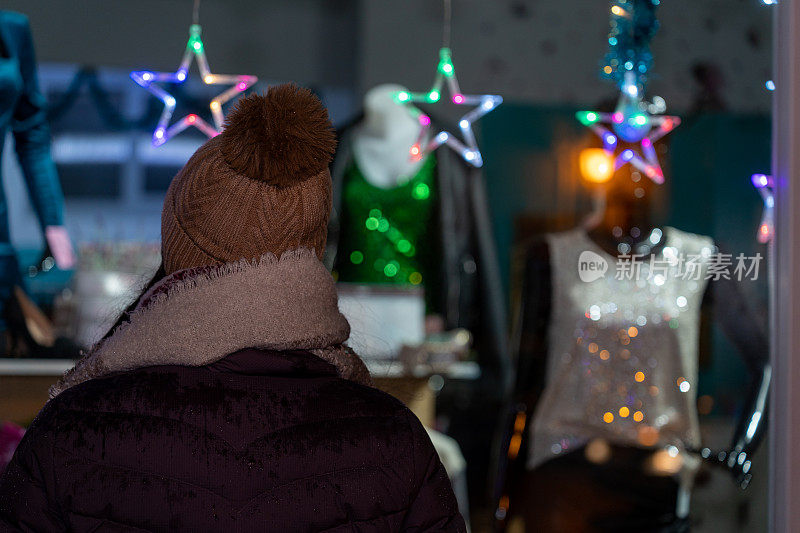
161 84 337 274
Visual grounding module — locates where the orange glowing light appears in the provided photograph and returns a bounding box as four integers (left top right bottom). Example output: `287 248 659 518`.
648 449 684 475
697 395 714 415
585 438 612 464
633 411 644 422
508 434 522 459
619 406 630 418
603 412 614 423
499 496 509 511
628 326 638 338
513 412 527 433
579 148 615 184
634 371 645 382
637 425 659 447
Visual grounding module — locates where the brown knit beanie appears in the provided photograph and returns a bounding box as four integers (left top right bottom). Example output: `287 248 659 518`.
161 84 337 274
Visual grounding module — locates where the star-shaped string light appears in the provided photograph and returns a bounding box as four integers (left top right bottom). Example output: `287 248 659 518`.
130 24 257 146
751 173 774 243
576 74 679 184
393 47 502 168
578 1 676 184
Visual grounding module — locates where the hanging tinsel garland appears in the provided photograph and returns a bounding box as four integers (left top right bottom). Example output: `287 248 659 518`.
576 0 678 184
601 0 661 90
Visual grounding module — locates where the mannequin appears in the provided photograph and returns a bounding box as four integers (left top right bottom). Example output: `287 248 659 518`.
330 83 470 519
0 11 76 358
582 169 769 487
495 168 770 531
331 84 439 300
329 84 511 516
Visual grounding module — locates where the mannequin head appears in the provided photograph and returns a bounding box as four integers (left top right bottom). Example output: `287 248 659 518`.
352 84 425 188
361 84 419 136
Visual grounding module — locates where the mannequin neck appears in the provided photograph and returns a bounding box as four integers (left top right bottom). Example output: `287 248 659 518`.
588 196 665 257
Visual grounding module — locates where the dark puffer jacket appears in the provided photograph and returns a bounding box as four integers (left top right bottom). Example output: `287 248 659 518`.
0 349 465 532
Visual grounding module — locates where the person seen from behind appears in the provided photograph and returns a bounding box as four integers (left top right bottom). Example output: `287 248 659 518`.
0 84 466 532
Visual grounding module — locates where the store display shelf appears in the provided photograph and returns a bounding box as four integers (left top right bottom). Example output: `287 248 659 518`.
0 359 74 376
365 360 480 380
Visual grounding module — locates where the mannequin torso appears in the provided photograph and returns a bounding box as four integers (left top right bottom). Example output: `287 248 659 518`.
513 174 769 479
495 173 770 530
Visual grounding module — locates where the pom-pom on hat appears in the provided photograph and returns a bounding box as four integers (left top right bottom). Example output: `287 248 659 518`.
161 84 337 274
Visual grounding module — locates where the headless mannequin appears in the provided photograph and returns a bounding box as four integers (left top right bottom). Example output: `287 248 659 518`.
351 84 425 189
587 174 770 482
518 172 769 477
499 171 771 530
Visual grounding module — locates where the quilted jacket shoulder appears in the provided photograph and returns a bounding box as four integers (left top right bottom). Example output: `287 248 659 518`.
0 349 465 532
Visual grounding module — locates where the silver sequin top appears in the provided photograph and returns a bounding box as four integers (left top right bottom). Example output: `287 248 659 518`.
528 226 714 469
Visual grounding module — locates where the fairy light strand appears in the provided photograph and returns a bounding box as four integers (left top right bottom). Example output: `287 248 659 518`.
752 0 776 242
752 174 774 243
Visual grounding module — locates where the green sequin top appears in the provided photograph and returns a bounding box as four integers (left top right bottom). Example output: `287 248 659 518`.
335 155 439 303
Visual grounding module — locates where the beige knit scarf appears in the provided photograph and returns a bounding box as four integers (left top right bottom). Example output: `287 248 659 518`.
50 248 371 398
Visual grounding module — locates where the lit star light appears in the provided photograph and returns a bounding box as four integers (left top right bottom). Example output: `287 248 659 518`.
130 24 257 146
393 47 502 168
751 173 774 243
576 74 679 184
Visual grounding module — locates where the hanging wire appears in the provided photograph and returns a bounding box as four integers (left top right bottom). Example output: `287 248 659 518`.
192 0 201 25
442 0 452 48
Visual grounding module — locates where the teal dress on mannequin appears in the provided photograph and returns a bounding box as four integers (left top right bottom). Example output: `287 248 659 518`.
0 11 65 329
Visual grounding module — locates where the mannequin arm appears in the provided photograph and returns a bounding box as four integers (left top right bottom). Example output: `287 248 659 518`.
701 273 771 488
514 239 552 401
727 360 770 488
9 14 65 231
493 239 552 528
